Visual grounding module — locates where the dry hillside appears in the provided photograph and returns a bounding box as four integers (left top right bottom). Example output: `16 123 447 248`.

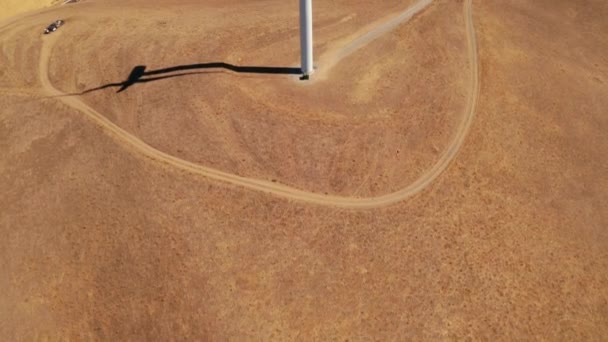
1 0 607 340
0 0 60 22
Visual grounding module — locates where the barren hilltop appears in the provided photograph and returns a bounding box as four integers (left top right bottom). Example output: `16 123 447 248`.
1 0 607 339
0 0 58 22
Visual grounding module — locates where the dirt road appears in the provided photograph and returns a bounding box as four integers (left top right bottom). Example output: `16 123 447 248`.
316 0 434 79
34 0 478 209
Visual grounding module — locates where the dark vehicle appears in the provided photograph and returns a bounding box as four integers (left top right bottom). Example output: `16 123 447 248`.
44 20 64 34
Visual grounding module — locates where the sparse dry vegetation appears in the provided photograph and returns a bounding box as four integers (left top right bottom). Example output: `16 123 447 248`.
1 0 607 339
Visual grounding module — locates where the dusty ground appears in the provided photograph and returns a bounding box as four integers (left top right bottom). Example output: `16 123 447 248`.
1 0 607 340
0 0 59 22
42 0 459 198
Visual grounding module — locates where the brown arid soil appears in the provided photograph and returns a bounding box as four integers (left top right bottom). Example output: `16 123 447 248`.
0 0 61 22
1 0 608 340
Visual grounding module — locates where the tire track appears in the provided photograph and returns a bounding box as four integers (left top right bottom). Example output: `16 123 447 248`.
35 0 478 209
316 0 434 80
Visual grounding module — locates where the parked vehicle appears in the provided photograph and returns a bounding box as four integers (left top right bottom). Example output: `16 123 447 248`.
44 20 64 34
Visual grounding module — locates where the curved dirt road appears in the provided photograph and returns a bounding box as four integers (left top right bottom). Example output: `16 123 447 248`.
33 0 478 209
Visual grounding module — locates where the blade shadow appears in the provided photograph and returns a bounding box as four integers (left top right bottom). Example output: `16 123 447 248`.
68 62 302 95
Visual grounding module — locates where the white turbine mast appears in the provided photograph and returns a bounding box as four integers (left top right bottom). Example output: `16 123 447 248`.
299 0 314 79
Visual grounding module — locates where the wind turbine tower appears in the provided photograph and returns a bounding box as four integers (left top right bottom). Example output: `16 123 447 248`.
300 0 314 79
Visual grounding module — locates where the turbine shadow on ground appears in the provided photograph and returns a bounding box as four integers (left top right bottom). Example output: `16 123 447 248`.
78 63 302 94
